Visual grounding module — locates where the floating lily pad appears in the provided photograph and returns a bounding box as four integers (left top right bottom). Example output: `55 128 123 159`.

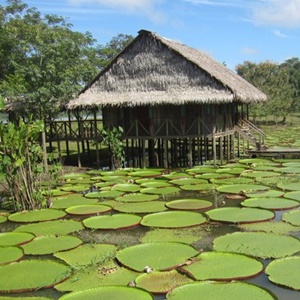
216 167 246 175
238 221 300 235
116 242 198 272
46 189 71 197
276 167 300 174
21 235 82 255
141 228 203 244
14 220 83 236
277 182 300 191
8 209 66 223
0 246 24 265
186 167 217 174
206 207 274 223
52 194 98 209
213 232 300 259
166 199 212 210
241 171 281 178
0 260 71 293
54 243 117 267
59 286 153 300
179 183 214 191
100 175 131 183
59 173 90 180
55 264 139 292
139 181 172 188
180 251 263 280
141 187 180 195
266 256 300 290
282 210 300 226
85 190 124 199
239 158 277 165
0 232 35 246
141 211 206 228
60 185 90 193
111 183 141 193
245 190 285 198
83 214 141 230
129 170 162 177
65 204 112 216
282 162 300 167
284 191 300 201
217 184 269 194
166 281 276 300
116 193 159 202
163 172 192 179
211 177 255 185
135 269 193 294
241 197 300 210
196 173 234 180
113 201 168 213
169 178 207 185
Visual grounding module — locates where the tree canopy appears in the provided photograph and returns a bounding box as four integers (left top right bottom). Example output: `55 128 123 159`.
0 0 133 119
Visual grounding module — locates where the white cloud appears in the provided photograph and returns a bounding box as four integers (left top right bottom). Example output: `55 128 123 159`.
241 47 259 55
272 29 288 38
68 0 166 23
251 0 300 28
181 0 245 8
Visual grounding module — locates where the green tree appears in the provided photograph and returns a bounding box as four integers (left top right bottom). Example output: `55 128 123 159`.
236 61 293 122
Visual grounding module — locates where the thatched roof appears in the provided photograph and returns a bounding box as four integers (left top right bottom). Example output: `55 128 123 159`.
66 29 267 109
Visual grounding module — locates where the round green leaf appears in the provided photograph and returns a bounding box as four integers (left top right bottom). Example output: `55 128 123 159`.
114 201 167 213
241 171 281 178
60 185 90 193
8 209 66 223
282 210 300 226
141 211 206 228
241 197 300 210
206 207 274 223
54 243 117 267
85 190 124 198
52 194 98 209
166 199 212 210
181 251 263 280
83 214 141 230
245 190 285 198
266 256 300 290
59 286 153 300
0 260 71 293
129 170 162 177
166 281 276 300
116 193 159 202
0 232 34 246
277 182 300 191
284 191 300 201
180 183 214 191
135 269 193 294
213 232 300 259
111 183 141 193
141 187 180 195
65 204 112 216
0 246 24 265
14 220 83 236
169 178 207 185
217 184 269 194
139 181 172 188
116 242 198 272
21 235 82 255
0 215 7 224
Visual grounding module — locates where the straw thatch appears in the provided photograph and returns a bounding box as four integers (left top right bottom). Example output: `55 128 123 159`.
66 29 267 110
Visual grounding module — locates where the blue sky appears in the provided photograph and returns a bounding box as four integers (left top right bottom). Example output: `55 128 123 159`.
1 0 300 70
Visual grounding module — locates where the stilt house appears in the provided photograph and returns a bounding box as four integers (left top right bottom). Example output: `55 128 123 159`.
66 29 267 168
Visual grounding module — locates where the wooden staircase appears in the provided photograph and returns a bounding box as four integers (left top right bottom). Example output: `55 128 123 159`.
234 119 267 150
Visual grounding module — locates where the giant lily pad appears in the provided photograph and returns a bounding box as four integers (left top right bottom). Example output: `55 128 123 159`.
114 201 168 213
85 190 124 199
129 170 162 177
266 256 300 290
169 178 207 185
60 185 90 193
284 191 300 201
112 183 141 193
0 260 71 292
55 263 139 292
116 193 159 202
0 246 24 265
139 180 172 188
241 197 300 210
21 235 82 255
65 204 112 216
179 183 214 191
180 251 263 280
141 228 203 244
14 220 83 236
59 286 153 300
135 269 193 294
217 184 269 194
83 214 141 230
206 207 274 224
0 215 7 224
8 209 66 223
213 232 300 259
54 243 117 267
141 187 180 195
141 211 206 228
166 281 276 300
245 190 284 198
282 210 300 226
166 199 212 210
52 193 98 209
277 182 300 191
116 242 198 272
0 232 35 246
241 171 281 178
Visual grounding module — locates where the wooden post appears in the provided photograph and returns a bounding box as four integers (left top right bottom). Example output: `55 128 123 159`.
212 128 217 167
163 139 168 169
188 138 192 168
142 139 146 168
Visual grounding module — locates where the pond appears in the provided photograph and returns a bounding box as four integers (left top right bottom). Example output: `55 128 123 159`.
1 158 300 299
